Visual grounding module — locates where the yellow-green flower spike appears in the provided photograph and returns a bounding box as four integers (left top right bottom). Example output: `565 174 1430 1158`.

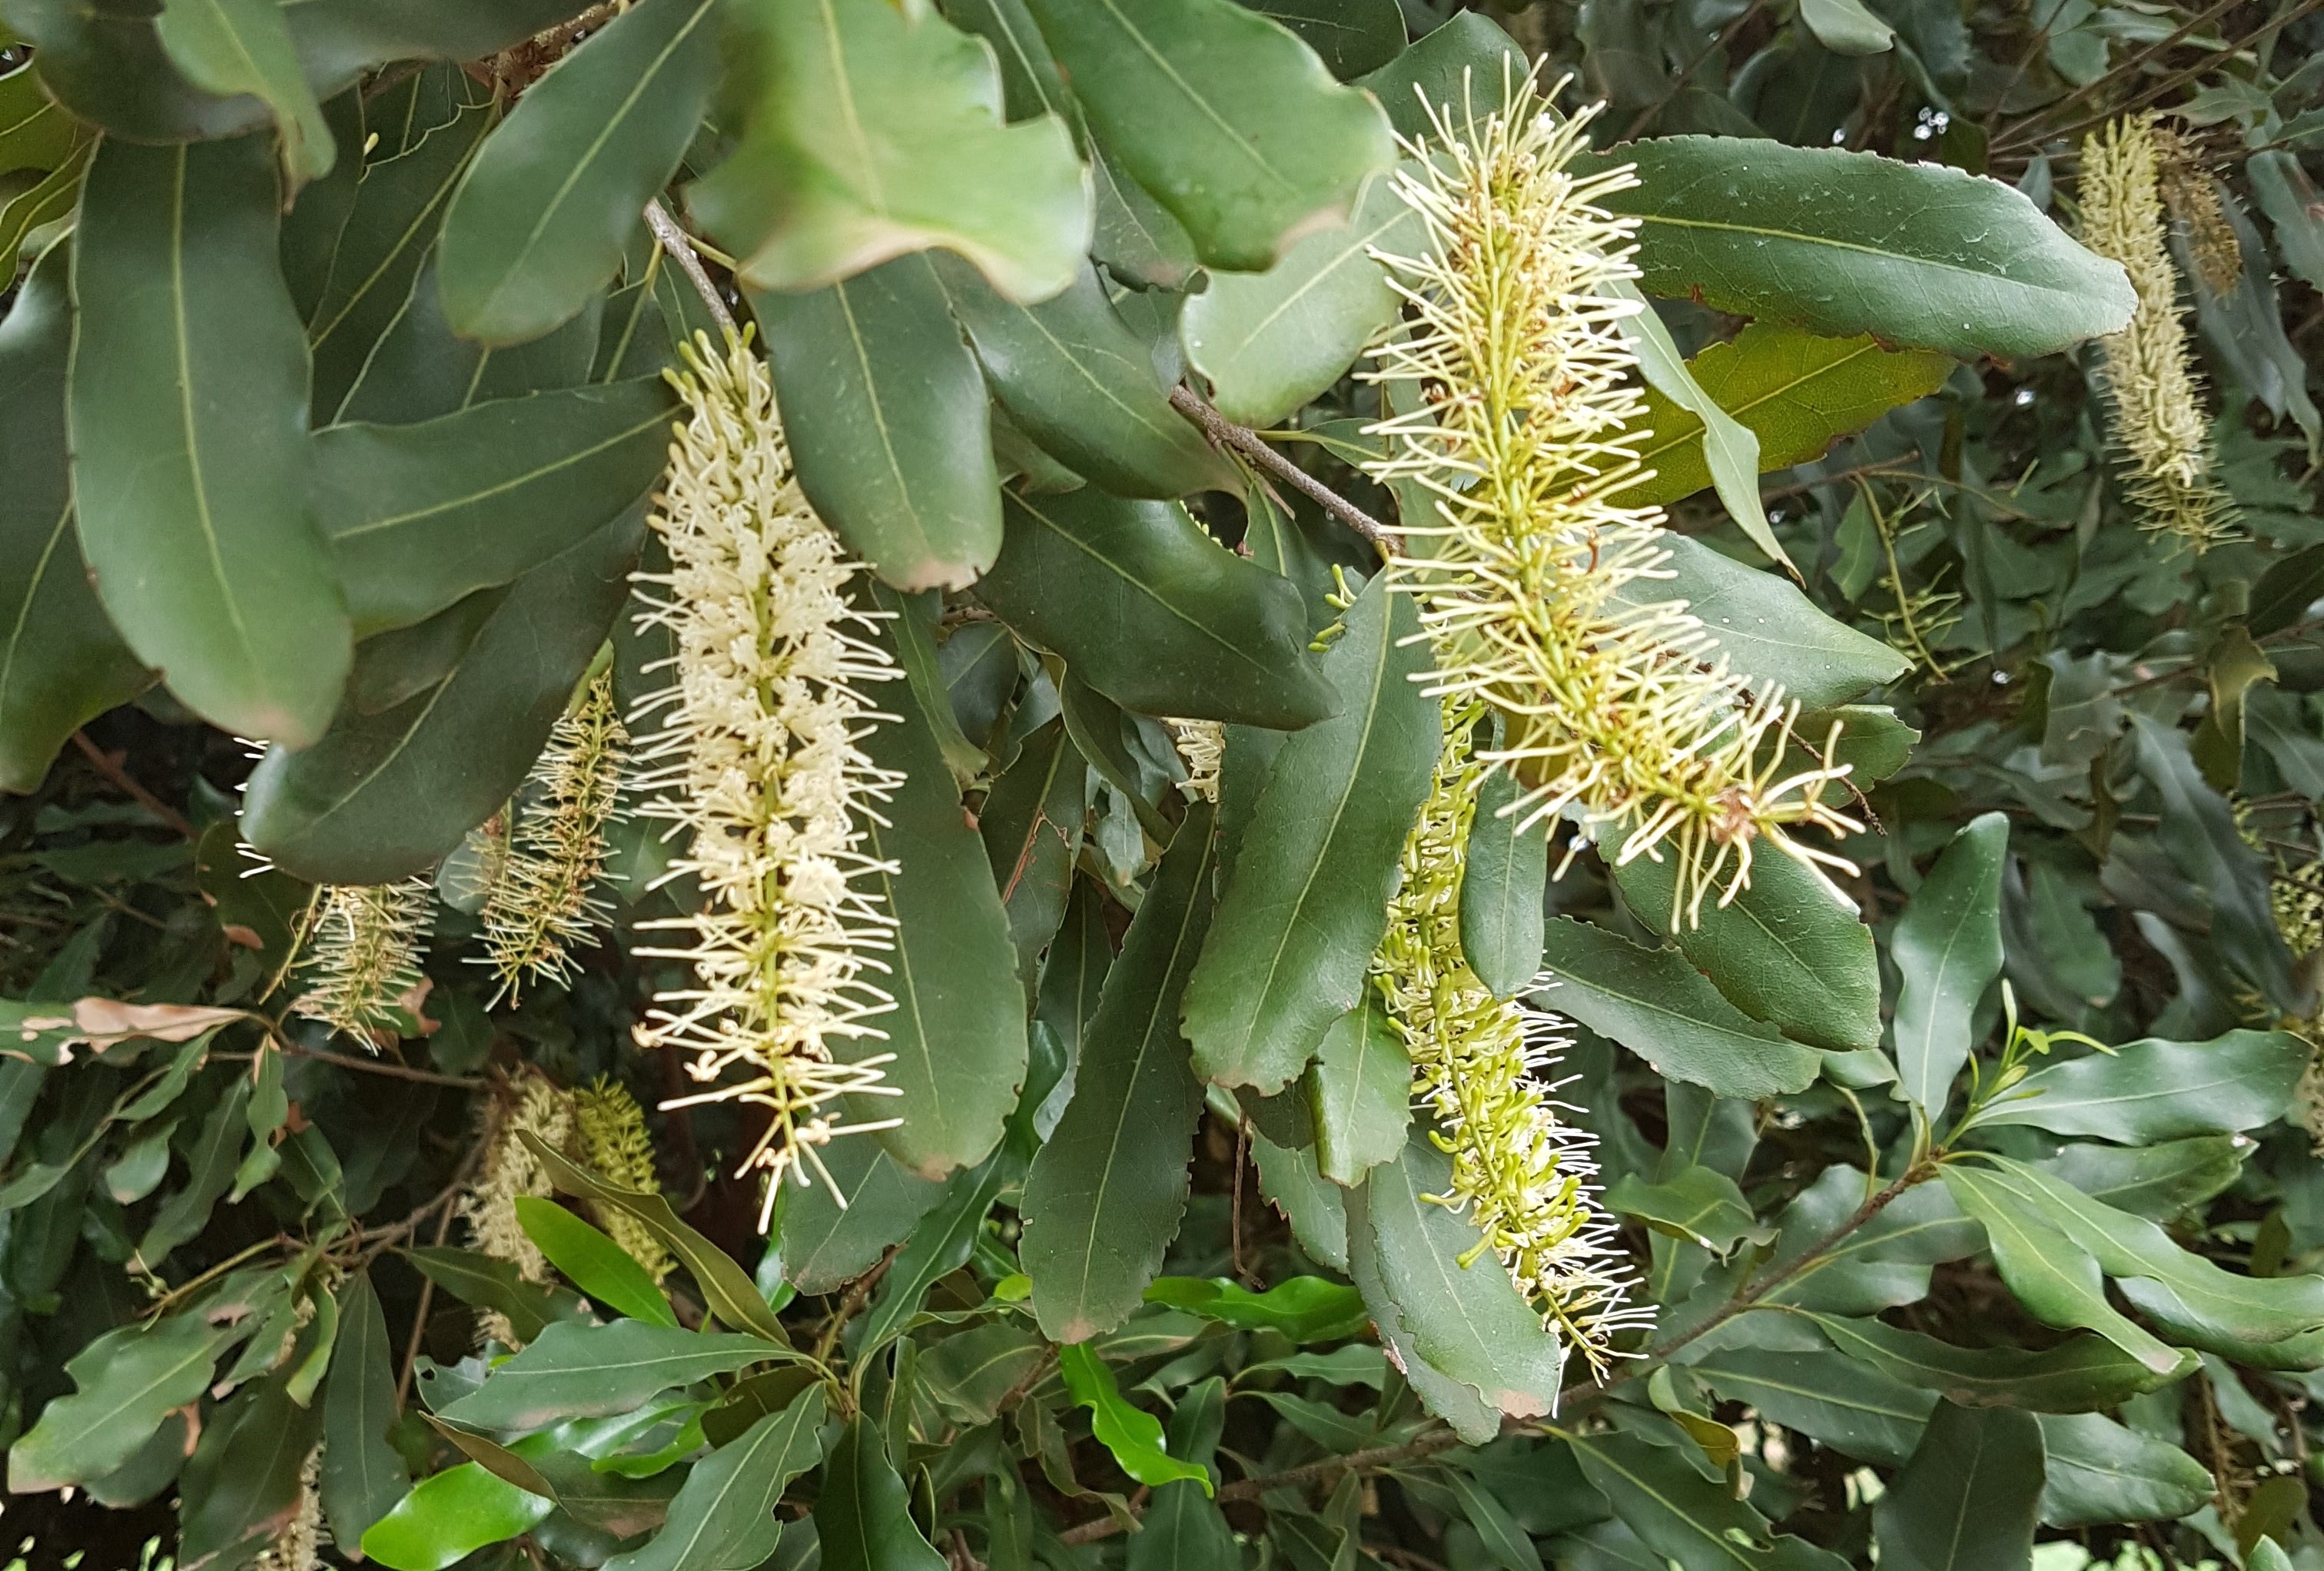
457 1068 576 1343
575 1075 676 1282
1361 72 1859 928
1374 703 1652 1383
482 667 628 1003
290 875 433 1048
630 329 907 1224
2078 115 2239 553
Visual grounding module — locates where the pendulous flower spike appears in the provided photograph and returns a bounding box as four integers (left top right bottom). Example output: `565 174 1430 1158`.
290 875 433 1048
480 666 628 1003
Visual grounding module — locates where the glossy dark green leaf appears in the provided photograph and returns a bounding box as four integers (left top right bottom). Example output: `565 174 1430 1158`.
1567 1430 1850 1571
1461 762 1549 1001
1871 1403 2041 1571
178 1369 326 1571
606 1389 828 1571
753 261 1002 593
1307 991 1409 1186
1143 1275 1368 1341
1891 812 2007 1117
315 377 675 636
1606 1164 1768 1257
853 669 1029 1178
526 1137 792 1344
71 132 350 746
1353 12 1519 138
4 0 268 143
514 1196 677 1327
1617 533 1908 709
981 716 1089 986
1021 804 1216 1341
8 1309 243 1491
138 1076 253 1265
852 1151 1016 1359
362 1460 555 1570
2025 1136 2242 1221
980 488 1335 728
1752 1169 1982 1320
1247 0 1401 77
691 0 1086 301
241 507 641 882
440 1321 779 1431
934 255 1235 498
1179 170 1419 427
1538 918 1821 1099
0 238 148 794
154 0 334 186
1612 845 1878 1054
1693 1347 1934 1466
321 1271 410 1550
1798 1314 2181 1413
1022 0 1393 271
338 254 608 425
437 0 715 345
405 1245 574 1347
1973 1028 2305 1141
813 1418 950 1571
2249 543 2324 637
779 1134 945 1294
1184 574 1436 1091
284 0 598 95
1585 138 2133 360
2033 1412 2211 1529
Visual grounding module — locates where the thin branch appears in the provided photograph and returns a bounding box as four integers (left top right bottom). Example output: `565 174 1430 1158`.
646 199 739 339
1167 387 1396 553
236 1040 486 1090
397 1189 462 1410
70 732 195 841
1055 1430 1469 1544
1989 0 2241 152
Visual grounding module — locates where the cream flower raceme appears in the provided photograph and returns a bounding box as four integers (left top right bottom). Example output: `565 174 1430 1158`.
290 876 433 1048
481 666 627 1001
457 1068 575 1345
630 328 905 1222
1363 74 1858 928
575 1075 675 1281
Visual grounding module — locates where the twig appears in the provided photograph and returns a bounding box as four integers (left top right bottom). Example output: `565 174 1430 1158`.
645 199 739 339
814 1246 898 1363
396 1188 462 1410
1989 0 2239 151
236 1040 485 1090
1167 387 1397 553
70 732 195 841
1619 0 1767 143
1056 1429 1469 1544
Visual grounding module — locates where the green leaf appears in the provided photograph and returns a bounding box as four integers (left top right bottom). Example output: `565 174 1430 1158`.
1178 169 1420 427
605 1389 828 1571
321 1272 410 1550
71 132 350 746
933 255 1237 499
1024 0 1392 271
1692 1347 1934 1466
852 1149 1017 1357
1353 12 1522 141
2026 1136 2243 1222
1250 1117 1353 1274
1796 1314 2182 1413
5 0 267 143
437 0 717 346
405 1245 575 1348
0 238 149 794
1972 1028 2306 1141
1350 1134 1564 1426
1755 1169 1981 1318
7 1309 242 1491
1566 1430 1850 1570
1624 326 1954 509
753 261 1003 593
1936 1167 2187 1377
778 1134 945 1294
1890 812 2007 1117
525 1135 794 1344
812 1418 950 1571
1871 1403 2043 1571
1184 573 1437 1091
1617 533 1907 709
155 0 334 187
2034 1413 2212 1529
362 1461 556 1571
1798 0 1892 52
514 1196 677 1327
977 487 1336 728
284 0 601 95
315 377 676 636
1021 804 1216 1342
1142 1276 1369 1342
852 666 1030 1178
1307 991 1411 1187
241 507 640 882
1606 1165 1770 1258
1538 918 1821 1100
2249 543 2324 637
1247 0 1402 77
868 583 987 786
1057 1341 1213 1494
691 0 1087 301
1460 760 1549 1001
440 1321 779 1432
1588 138 2134 360
178 1368 327 1571
1612 845 1878 1054
139 1076 254 1265
981 716 1090 986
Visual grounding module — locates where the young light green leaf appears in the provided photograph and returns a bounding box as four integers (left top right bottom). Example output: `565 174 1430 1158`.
752 261 1003 593
1890 812 2007 1118
1058 1343 1213 1493
1871 1402 2043 1571
71 132 350 746
690 0 1087 301
1021 805 1216 1342
1307 992 1411 1187
361 1461 556 1571
513 1195 677 1327
437 0 718 346
1184 574 1437 1092
1972 1028 2306 1141
1538 918 1822 1100
1022 0 1393 271
605 1388 828 1571
1142 1276 1370 1342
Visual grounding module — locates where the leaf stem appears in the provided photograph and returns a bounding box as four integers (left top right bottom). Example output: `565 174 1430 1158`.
1167 387 1397 553
645 199 739 340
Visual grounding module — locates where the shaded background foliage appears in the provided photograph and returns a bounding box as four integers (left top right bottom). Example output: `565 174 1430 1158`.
2 0 2324 1569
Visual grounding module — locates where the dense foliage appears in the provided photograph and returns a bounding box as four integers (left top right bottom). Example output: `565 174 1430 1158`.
2 0 2322 1568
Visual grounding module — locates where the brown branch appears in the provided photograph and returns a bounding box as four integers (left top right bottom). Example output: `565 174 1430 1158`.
813 1246 898 1362
1167 387 1396 553
1988 0 2240 152
1055 1429 1469 1545
237 1040 486 1090
70 731 195 841
645 199 739 340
